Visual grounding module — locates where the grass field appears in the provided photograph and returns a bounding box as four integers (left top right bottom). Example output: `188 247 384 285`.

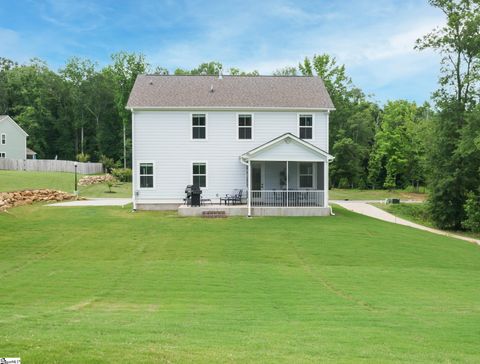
0 170 131 198
0 204 479 362
330 188 426 201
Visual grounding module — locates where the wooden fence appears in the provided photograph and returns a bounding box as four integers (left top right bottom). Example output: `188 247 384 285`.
0 158 103 174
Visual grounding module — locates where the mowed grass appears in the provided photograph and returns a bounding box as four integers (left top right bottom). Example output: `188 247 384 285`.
0 205 479 363
330 188 426 201
0 170 132 198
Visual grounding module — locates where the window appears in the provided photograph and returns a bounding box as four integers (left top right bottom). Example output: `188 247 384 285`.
299 162 314 188
192 163 206 188
192 114 206 139
1 133 5 145
238 114 252 140
0 152 5 158
299 115 313 139
139 163 154 188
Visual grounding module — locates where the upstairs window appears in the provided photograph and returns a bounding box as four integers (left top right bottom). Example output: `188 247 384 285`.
0 152 5 158
192 114 206 139
192 163 207 188
238 114 252 140
139 163 154 188
1 133 5 145
299 162 314 188
299 115 313 140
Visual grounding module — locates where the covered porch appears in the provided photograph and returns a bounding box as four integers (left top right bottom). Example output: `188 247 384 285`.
241 133 334 216
250 161 326 207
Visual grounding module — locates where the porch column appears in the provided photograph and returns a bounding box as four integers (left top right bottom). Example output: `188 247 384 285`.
248 159 252 217
324 160 329 208
286 161 289 207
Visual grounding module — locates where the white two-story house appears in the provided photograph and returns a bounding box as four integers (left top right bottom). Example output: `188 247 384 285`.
127 75 334 216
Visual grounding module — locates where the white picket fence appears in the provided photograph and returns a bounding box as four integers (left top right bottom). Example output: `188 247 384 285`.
0 158 103 175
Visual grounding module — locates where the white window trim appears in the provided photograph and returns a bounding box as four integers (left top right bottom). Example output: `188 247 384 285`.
236 113 254 141
297 113 315 141
1 133 5 145
297 162 317 189
190 112 208 141
0 152 5 158
138 160 155 189
191 161 208 189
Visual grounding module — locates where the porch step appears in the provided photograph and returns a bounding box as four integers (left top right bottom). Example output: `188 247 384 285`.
202 210 227 218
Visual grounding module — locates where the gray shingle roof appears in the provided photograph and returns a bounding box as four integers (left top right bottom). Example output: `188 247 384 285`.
126 75 334 109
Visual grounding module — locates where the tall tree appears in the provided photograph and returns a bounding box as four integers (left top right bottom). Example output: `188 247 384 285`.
368 100 427 190
106 52 149 167
299 54 377 187
416 0 480 229
60 57 96 156
272 66 298 76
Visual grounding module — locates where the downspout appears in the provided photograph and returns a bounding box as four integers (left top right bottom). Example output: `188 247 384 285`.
131 108 137 211
327 158 335 215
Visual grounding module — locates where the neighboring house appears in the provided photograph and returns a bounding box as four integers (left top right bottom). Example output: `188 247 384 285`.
26 148 37 159
0 115 33 160
127 75 335 216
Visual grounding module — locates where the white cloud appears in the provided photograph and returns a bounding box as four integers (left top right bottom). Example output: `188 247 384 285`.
0 28 31 63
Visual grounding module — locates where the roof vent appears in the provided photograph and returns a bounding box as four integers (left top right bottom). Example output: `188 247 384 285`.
149 80 153 85
218 67 223 80
210 84 214 92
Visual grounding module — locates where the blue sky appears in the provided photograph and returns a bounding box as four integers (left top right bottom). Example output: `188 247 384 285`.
0 0 444 104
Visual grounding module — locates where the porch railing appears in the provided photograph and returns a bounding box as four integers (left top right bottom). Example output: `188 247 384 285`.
250 190 324 207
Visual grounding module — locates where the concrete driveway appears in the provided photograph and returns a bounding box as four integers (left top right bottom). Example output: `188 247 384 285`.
333 200 480 246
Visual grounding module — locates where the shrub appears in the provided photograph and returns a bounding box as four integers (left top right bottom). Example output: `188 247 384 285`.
338 178 349 189
356 179 367 190
76 153 90 162
462 191 480 232
105 178 117 193
111 168 132 182
99 155 117 173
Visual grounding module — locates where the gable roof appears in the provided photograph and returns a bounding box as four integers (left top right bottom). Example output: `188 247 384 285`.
0 115 28 137
127 75 335 110
240 133 334 162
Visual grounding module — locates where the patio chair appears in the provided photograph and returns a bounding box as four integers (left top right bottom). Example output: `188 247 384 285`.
220 189 243 205
201 198 212 205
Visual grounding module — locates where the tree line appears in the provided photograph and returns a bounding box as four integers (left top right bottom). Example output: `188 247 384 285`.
0 54 432 190
0 0 478 231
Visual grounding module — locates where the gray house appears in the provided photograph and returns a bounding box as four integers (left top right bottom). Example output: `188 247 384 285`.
0 115 31 159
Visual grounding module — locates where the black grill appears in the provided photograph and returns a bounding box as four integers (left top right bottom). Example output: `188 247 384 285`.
185 184 202 206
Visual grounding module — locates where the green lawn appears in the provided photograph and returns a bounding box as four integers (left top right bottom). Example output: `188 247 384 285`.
0 205 479 362
0 170 132 198
330 188 426 201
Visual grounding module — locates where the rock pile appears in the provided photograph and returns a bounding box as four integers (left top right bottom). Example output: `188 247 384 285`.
78 174 115 186
0 189 80 211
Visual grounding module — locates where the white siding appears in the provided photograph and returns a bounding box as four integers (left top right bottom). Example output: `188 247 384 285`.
0 118 27 160
133 110 329 201
250 140 328 161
